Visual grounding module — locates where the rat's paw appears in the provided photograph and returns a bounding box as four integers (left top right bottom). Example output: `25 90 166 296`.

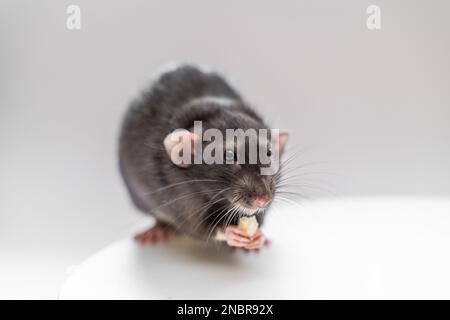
224 225 251 248
134 222 174 245
224 226 269 250
243 229 268 250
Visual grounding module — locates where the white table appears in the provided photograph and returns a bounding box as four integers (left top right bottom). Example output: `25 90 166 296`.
60 197 450 299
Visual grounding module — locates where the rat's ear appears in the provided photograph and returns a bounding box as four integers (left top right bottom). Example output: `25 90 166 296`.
163 129 199 168
274 131 289 157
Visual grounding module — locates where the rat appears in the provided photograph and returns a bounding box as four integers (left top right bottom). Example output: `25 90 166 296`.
119 64 288 250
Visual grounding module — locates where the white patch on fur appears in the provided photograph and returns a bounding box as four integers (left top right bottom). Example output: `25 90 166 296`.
197 64 215 74
188 96 237 108
150 62 216 82
150 61 184 82
215 230 227 241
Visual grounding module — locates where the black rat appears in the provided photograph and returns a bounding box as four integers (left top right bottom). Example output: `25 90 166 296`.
119 64 288 250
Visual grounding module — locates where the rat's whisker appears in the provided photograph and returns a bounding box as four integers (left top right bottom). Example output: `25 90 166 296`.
276 162 333 179
195 188 231 212
191 202 230 233
275 190 311 200
149 188 225 212
190 191 234 232
175 198 229 233
273 196 302 208
206 206 235 243
142 179 225 195
224 205 239 231
276 183 338 197
277 146 310 168
275 172 336 185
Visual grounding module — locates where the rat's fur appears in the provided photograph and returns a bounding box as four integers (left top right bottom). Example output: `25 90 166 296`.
119 65 278 240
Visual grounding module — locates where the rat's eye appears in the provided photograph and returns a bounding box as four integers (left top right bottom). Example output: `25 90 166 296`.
225 149 235 162
267 148 272 157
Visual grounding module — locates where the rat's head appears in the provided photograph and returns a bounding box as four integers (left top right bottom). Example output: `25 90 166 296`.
163 119 288 216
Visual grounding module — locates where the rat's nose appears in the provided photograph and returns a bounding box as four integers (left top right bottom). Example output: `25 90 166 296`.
251 196 271 208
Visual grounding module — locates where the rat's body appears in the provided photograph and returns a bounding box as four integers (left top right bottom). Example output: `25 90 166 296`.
119 64 287 248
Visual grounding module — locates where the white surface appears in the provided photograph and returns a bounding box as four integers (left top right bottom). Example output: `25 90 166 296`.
0 251 75 300
60 198 450 299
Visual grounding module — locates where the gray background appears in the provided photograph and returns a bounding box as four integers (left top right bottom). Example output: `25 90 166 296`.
0 0 449 298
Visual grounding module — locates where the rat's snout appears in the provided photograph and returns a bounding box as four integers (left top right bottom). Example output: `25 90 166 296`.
236 173 274 211
251 195 271 208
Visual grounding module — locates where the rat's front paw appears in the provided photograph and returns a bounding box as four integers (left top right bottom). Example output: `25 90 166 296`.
224 225 250 248
243 229 266 250
224 226 268 250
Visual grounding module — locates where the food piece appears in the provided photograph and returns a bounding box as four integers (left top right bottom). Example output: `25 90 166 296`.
238 216 258 237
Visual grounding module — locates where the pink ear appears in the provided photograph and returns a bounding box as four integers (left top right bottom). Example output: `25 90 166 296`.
274 132 289 156
163 129 199 167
